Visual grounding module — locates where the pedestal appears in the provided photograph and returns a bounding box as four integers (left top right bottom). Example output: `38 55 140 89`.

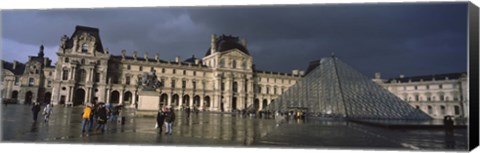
136 90 160 117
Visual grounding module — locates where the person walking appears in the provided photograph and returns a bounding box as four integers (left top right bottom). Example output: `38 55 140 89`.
81 104 93 133
31 103 41 122
156 107 166 133
96 104 108 133
164 107 175 135
43 104 53 123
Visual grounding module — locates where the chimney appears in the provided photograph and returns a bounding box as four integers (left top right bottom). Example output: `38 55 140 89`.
400 74 404 78
292 70 299 75
241 39 247 48
13 60 17 69
133 51 137 61
175 56 180 63
210 34 217 55
155 53 160 62
195 59 200 65
299 71 305 76
144 52 148 62
375 72 381 79
121 49 126 60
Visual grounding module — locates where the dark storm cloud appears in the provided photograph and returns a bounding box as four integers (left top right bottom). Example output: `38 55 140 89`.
2 3 468 79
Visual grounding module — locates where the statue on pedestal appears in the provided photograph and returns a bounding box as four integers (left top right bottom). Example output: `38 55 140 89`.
139 69 163 91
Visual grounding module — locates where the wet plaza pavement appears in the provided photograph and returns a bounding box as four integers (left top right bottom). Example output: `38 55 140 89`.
1 104 468 151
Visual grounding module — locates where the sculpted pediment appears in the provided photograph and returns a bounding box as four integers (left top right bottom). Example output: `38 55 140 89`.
222 49 249 58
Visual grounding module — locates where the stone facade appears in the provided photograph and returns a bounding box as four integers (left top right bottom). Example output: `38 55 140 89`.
373 72 468 119
1 26 302 112
1 45 55 105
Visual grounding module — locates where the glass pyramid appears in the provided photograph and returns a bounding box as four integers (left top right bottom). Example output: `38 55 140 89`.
267 56 431 120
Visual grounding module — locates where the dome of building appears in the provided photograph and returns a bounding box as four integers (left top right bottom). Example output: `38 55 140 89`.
205 35 249 56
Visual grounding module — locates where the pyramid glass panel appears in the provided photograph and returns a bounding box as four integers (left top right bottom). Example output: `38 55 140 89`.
267 56 431 120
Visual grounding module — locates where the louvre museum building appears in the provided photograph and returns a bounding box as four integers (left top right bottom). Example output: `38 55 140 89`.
1 26 468 119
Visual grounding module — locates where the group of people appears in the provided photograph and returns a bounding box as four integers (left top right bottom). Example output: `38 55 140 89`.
156 106 176 135
31 102 53 123
81 103 121 133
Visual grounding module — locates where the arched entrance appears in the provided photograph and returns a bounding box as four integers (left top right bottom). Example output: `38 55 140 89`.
110 91 120 104
183 95 190 107
254 99 260 111
44 92 52 104
172 94 179 106
204 96 211 109
12 90 18 100
74 89 85 105
160 94 168 108
123 91 132 105
193 95 200 107
25 91 33 104
262 99 268 110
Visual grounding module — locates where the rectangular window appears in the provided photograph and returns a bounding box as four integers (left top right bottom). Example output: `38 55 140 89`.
171 80 176 88
47 80 52 87
162 68 165 73
183 70 186 75
14 76 20 85
414 86 417 90
28 78 34 86
221 82 225 91
267 87 270 94
426 85 429 89
454 106 460 115
274 87 277 95
415 95 419 101
126 76 131 85
439 84 443 89
49 72 52 76
173 69 176 74
182 80 186 89
193 81 196 90
127 65 131 70
440 95 445 101
193 71 196 76
139 66 143 71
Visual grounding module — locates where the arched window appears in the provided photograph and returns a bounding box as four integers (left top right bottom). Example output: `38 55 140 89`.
62 69 69 80
81 43 88 52
219 59 225 68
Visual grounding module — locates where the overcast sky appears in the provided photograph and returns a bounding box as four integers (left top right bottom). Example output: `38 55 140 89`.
1 2 468 79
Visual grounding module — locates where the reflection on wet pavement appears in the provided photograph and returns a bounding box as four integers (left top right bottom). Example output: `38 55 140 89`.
1 105 467 150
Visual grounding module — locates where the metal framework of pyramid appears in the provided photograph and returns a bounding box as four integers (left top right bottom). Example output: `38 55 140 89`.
267 56 431 120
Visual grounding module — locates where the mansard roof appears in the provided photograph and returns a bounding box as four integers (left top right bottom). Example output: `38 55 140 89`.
110 55 168 63
2 60 26 75
184 55 201 63
65 25 105 53
386 72 467 83
205 35 249 56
